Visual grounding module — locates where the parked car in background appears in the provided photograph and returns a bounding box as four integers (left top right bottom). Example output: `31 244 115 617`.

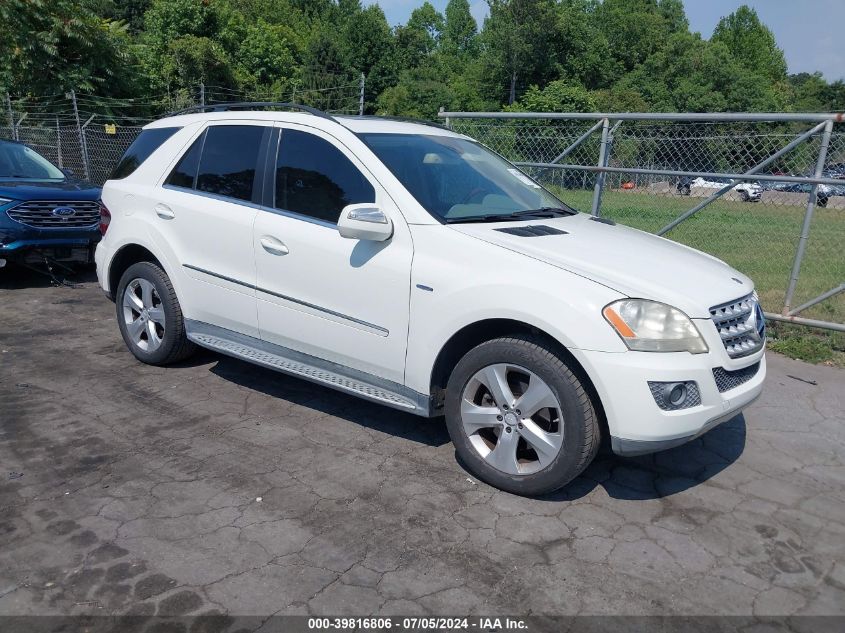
771 182 833 207
686 177 762 202
0 139 102 270
96 105 766 496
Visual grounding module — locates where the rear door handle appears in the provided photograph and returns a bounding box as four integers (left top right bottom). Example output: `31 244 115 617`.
155 203 175 220
260 236 289 256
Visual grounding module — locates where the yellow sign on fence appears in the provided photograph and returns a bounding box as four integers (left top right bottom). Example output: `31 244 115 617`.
104 123 117 135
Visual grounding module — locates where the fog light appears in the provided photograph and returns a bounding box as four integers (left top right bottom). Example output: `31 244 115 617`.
648 380 700 411
0 258 6 268
664 383 687 406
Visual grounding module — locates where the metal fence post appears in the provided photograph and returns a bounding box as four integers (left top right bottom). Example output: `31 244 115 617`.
359 73 365 116
783 119 834 314
55 116 63 168
80 114 95 182
69 90 91 180
5 93 14 140
590 118 610 216
200 82 205 107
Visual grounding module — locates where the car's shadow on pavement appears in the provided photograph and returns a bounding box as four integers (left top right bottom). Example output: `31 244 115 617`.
207 353 452 448
206 352 747 499
543 415 747 501
0 263 98 289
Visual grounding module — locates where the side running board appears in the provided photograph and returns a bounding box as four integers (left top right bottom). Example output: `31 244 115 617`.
185 320 432 416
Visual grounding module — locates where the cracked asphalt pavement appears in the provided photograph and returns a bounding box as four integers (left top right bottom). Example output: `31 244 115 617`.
1 269 844 620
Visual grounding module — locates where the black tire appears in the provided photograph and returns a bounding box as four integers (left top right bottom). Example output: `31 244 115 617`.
444 335 600 496
740 191 750 202
115 261 196 366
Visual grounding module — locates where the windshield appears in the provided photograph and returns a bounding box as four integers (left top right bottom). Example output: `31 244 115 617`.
0 141 64 180
360 133 573 222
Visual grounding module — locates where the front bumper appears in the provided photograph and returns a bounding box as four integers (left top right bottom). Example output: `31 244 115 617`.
0 236 99 263
576 341 766 457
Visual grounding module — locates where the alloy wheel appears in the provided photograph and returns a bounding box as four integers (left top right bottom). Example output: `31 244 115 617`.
122 278 166 352
460 363 564 475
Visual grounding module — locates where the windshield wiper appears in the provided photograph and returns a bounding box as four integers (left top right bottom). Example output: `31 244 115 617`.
444 206 579 224
510 206 578 218
444 214 516 224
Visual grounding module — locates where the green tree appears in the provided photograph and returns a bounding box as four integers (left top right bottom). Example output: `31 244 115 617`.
510 80 595 112
0 0 135 95
442 0 478 57
712 5 787 83
406 2 445 56
233 20 299 90
482 0 558 105
595 0 676 75
553 0 617 90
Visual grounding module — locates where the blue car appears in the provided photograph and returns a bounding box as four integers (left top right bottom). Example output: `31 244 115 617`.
0 139 102 269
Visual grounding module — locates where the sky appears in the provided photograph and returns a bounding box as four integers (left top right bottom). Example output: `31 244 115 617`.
363 0 845 82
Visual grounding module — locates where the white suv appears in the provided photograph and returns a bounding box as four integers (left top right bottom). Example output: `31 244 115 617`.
96 104 766 496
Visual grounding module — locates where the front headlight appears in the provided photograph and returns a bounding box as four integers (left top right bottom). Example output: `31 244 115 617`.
0 198 12 206
603 299 708 354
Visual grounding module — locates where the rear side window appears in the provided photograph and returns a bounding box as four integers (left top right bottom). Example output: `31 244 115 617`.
196 126 264 202
165 131 205 189
275 129 374 223
112 127 180 180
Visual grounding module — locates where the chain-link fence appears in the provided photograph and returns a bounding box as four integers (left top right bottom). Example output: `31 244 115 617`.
441 112 845 331
2 76 366 185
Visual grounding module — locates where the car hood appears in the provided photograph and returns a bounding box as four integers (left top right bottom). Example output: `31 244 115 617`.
448 214 754 319
0 179 101 201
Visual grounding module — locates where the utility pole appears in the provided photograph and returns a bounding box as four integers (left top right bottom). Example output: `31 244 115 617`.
200 82 205 108
359 73 365 116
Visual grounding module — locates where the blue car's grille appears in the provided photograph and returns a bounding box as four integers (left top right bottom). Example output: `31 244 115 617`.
7 200 100 228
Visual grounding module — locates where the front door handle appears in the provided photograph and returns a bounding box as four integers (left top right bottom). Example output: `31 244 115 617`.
260 236 289 256
155 203 175 220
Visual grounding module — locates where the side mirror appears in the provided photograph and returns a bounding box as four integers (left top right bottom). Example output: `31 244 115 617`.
61 168 75 178
338 204 393 242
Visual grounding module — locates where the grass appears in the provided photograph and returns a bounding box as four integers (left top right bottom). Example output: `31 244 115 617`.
551 187 845 364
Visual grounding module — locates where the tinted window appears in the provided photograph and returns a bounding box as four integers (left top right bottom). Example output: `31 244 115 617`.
112 127 179 180
275 130 374 223
196 125 264 202
165 131 205 189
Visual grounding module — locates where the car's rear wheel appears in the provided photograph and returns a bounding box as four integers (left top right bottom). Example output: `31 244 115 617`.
116 262 196 365
444 335 600 496
740 190 750 202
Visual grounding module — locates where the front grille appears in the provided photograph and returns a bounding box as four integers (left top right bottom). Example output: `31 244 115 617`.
7 200 100 228
709 293 765 358
713 362 760 393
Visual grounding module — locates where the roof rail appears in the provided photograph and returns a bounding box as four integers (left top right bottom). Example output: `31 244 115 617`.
336 114 449 131
167 101 335 120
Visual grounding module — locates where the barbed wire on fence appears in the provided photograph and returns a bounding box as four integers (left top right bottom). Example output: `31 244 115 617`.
1 74 367 184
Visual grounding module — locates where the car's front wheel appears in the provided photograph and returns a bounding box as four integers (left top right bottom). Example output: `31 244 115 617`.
116 262 196 366
444 335 600 496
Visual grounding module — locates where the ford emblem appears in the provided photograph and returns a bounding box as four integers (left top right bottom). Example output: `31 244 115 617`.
52 206 77 217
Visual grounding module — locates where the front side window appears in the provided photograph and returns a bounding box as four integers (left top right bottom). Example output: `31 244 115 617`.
0 141 64 180
360 133 573 223
112 127 179 180
196 125 265 202
275 129 374 224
